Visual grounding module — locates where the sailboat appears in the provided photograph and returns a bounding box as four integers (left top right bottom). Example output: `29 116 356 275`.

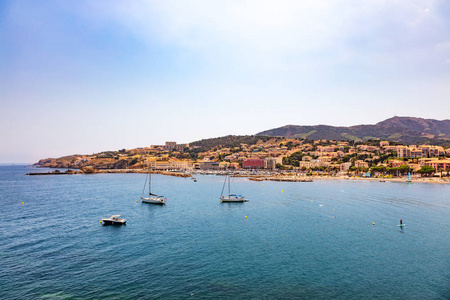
141 169 166 205
220 175 249 203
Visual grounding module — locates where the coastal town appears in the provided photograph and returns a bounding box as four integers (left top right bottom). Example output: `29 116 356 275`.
35 137 450 181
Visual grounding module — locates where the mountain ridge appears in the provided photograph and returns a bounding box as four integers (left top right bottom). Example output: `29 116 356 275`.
256 116 450 146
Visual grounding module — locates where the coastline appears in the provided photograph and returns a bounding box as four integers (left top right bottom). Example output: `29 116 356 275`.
26 168 192 178
247 174 450 184
25 168 450 184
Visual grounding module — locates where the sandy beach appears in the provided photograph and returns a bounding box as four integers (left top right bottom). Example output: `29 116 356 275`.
248 174 450 184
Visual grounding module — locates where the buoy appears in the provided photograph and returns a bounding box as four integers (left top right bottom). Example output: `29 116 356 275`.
333 209 335 211
311 200 313 203
262 184 264 186
281 190 283 193
372 222 375 225
245 216 247 219
21 202 24 204
136 200 138 202
100 220 102 224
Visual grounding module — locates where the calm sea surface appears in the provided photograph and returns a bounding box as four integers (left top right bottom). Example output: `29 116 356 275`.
0 165 449 299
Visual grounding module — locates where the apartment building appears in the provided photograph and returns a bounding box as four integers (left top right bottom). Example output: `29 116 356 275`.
397 145 444 158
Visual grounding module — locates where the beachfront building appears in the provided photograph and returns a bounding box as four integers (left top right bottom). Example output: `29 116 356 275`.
200 161 220 170
264 157 277 169
422 159 450 171
148 160 171 170
243 159 265 169
264 156 283 169
170 160 193 170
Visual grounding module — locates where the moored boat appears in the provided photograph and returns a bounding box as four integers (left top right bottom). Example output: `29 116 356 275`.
220 175 249 203
140 169 166 205
101 215 126 225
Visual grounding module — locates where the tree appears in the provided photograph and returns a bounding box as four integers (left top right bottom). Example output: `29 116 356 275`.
285 141 294 150
371 166 386 175
416 166 435 177
438 167 444 177
283 151 303 167
397 164 411 175
386 167 398 175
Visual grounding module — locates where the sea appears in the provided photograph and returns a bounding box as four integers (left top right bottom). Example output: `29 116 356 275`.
0 165 449 299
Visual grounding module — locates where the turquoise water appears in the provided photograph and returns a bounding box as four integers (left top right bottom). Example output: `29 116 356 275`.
1 165 449 299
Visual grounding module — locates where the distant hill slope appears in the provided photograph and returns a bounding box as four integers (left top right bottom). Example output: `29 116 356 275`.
190 135 274 152
257 117 450 146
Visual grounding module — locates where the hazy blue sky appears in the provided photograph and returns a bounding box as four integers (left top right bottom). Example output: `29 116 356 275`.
1 0 450 163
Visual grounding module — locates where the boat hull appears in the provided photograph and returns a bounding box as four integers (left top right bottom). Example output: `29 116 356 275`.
141 197 166 205
220 197 249 203
102 219 126 225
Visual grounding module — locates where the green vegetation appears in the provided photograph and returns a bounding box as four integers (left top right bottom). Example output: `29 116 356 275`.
341 133 361 141
297 130 317 139
397 165 412 174
387 133 402 140
283 151 304 167
370 166 386 174
416 166 436 176
190 135 273 153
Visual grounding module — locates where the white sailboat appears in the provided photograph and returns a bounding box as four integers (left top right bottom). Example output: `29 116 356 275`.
220 175 249 203
141 170 166 205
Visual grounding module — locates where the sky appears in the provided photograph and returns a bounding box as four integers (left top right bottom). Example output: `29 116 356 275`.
1 0 450 163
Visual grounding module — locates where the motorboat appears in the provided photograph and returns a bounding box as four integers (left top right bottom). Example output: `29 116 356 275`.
101 215 126 225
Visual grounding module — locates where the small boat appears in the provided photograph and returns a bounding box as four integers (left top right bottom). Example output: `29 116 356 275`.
220 175 249 203
407 172 412 183
101 215 126 225
141 169 166 205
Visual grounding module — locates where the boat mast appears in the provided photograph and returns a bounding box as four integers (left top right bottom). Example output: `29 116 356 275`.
149 166 152 196
228 175 231 197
